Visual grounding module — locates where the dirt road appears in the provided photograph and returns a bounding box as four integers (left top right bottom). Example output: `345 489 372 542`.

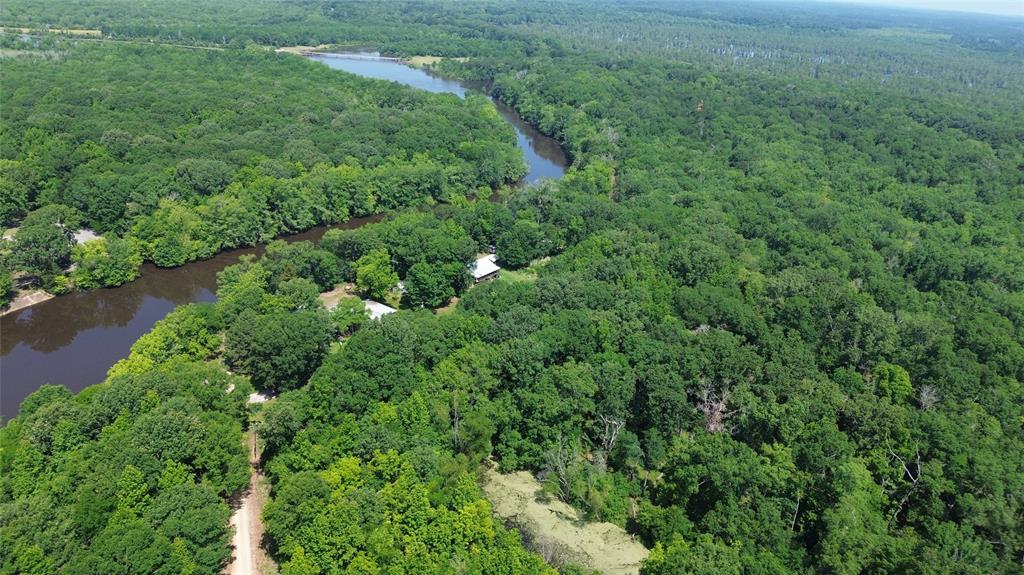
225 433 272 575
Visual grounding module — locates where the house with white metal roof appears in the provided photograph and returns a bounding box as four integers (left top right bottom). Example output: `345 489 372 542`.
470 254 501 283
363 299 397 320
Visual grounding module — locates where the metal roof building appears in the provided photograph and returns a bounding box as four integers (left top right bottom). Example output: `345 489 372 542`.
470 254 501 283
363 299 397 320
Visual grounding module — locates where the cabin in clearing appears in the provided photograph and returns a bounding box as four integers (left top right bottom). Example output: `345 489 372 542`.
470 254 501 283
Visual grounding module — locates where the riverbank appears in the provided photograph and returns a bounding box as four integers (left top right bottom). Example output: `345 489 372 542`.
1 289 53 317
1 226 99 317
275 45 400 60
275 46 466 68
2 47 566 423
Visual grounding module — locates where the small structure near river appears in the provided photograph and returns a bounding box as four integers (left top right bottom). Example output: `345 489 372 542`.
363 299 396 320
470 254 501 283
317 286 395 320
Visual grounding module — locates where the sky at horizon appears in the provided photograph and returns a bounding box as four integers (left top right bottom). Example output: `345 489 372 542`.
817 0 1023 17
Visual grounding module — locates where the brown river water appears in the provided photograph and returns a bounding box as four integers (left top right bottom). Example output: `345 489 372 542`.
0 54 567 420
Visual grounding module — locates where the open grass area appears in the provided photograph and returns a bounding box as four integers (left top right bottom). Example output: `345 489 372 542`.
497 268 538 283
1 26 102 36
407 54 469 67
483 468 649 574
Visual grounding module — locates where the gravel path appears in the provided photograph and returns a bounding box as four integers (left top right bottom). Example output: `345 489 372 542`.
226 433 271 575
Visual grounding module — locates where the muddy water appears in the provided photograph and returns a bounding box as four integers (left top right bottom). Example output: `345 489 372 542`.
0 55 567 420
0 218 381 419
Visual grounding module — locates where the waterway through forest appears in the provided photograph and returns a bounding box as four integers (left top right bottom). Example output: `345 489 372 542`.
0 54 567 420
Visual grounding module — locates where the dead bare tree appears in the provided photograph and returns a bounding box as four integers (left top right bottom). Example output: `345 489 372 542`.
696 99 707 137
534 537 558 566
918 384 941 410
696 379 737 434
544 435 578 503
790 491 802 531
593 414 625 471
889 448 922 522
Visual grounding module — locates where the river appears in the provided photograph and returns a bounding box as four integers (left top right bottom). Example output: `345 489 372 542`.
0 54 567 421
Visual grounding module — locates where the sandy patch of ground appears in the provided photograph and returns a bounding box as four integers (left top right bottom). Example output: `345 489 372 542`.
482 469 649 575
73 228 100 245
225 432 274 575
274 44 332 55
407 55 469 67
248 392 270 404
1 289 53 317
318 284 355 309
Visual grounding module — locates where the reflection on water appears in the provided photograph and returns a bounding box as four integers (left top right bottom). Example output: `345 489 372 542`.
309 53 469 97
310 53 567 183
2 264 219 418
1 54 568 421
492 99 567 183
0 218 381 420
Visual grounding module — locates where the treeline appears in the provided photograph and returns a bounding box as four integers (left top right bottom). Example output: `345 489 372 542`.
0 361 252 574
0 0 557 58
0 39 523 300
4 0 1020 101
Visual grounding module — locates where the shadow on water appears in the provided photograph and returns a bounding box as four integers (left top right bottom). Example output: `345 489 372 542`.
0 216 383 419
1 54 567 420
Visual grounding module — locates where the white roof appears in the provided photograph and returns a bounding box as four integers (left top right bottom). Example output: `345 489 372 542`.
470 254 501 280
363 299 397 320
73 228 100 245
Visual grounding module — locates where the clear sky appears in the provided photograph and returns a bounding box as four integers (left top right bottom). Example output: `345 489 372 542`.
818 0 1024 17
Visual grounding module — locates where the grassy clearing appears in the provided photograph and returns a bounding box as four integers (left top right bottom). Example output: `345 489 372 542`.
482 469 649 574
498 268 537 283
435 295 460 315
498 255 550 284
273 44 332 55
1 26 101 36
0 48 60 58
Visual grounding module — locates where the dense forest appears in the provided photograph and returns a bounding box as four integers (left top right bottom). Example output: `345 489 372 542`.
2 1 1022 574
0 38 523 300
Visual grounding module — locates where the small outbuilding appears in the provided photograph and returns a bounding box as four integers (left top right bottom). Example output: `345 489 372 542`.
363 299 397 320
470 254 501 283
